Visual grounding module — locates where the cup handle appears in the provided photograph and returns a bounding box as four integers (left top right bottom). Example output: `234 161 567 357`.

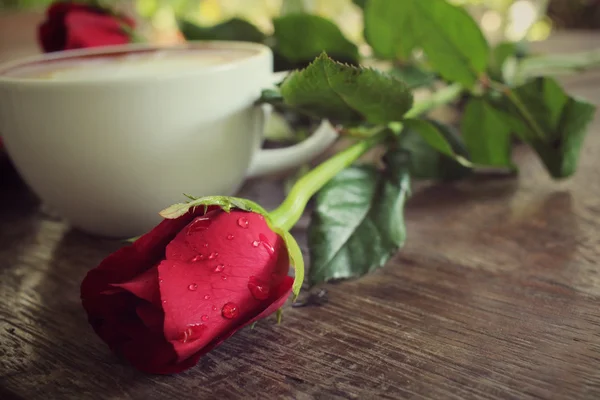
246 72 338 178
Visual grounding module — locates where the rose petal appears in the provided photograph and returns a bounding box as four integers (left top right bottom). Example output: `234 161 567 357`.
111 266 161 306
117 328 179 374
38 2 121 53
164 210 221 263
136 302 164 334
83 291 132 348
65 10 132 50
80 211 196 301
173 276 294 368
158 211 291 363
38 19 66 53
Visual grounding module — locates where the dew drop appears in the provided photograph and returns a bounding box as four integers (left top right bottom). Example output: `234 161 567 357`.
221 275 228 281
214 264 225 273
190 254 205 263
212 305 217 311
237 217 249 229
259 234 275 256
252 240 260 248
178 324 205 343
258 214 264 221
221 302 239 319
162 300 167 304
208 252 218 260
227 234 235 240
248 276 271 300
203 242 209 248
201 315 209 322
187 217 212 235
188 283 198 291
159 279 164 284
204 294 210 300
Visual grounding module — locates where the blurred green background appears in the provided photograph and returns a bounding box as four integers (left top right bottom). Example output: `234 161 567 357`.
0 0 599 47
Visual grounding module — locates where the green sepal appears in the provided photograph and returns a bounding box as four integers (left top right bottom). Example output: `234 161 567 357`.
159 196 269 219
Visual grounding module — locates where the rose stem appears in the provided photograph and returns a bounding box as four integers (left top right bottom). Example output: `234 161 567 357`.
269 127 389 231
269 83 464 231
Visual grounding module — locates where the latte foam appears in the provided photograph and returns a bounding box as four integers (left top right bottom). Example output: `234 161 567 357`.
2 48 255 81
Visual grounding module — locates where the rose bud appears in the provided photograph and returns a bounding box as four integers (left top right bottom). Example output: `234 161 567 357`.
80 199 304 374
38 1 136 53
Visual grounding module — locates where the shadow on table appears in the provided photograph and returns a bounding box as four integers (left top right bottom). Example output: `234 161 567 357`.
408 177 520 211
23 229 154 399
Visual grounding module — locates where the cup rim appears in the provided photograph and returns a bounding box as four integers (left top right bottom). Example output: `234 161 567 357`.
0 40 272 86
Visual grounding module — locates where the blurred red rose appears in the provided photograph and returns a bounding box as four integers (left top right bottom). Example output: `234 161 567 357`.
80 207 293 374
38 1 136 53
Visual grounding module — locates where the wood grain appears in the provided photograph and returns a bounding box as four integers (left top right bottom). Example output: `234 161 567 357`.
2 33 600 400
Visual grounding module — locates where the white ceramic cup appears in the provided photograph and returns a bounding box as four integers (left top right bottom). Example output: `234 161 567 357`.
0 42 337 238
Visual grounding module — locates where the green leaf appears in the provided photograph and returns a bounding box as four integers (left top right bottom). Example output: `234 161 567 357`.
178 18 266 43
272 13 359 63
389 64 436 89
159 196 269 219
280 0 310 14
308 159 410 286
398 120 472 181
499 77 596 178
364 0 489 87
364 0 417 60
278 53 413 123
352 0 366 8
488 41 518 82
403 119 471 167
461 97 514 168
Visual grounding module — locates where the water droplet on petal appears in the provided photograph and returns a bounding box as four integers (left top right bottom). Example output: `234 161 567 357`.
214 264 225 273
203 242 209 248
221 275 228 281
212 305 217 311
187 217 212 235
201 315 209 322
208 252 218 260
221 302 239 319
190 254 205 263
188 283 198 291
178 324 205 343
258 215 264 220
204 294 210 300
252 240 260 247
159 279 164 284
162 300 167 304
227 234 235 240
237 217 249 229
248 276 271 300
259 234 275 256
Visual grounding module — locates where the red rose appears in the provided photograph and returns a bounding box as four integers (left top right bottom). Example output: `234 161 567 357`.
38 1 136 53
80 207 293 374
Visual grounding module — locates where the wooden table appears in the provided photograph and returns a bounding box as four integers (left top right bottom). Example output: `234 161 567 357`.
2 33 600 400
